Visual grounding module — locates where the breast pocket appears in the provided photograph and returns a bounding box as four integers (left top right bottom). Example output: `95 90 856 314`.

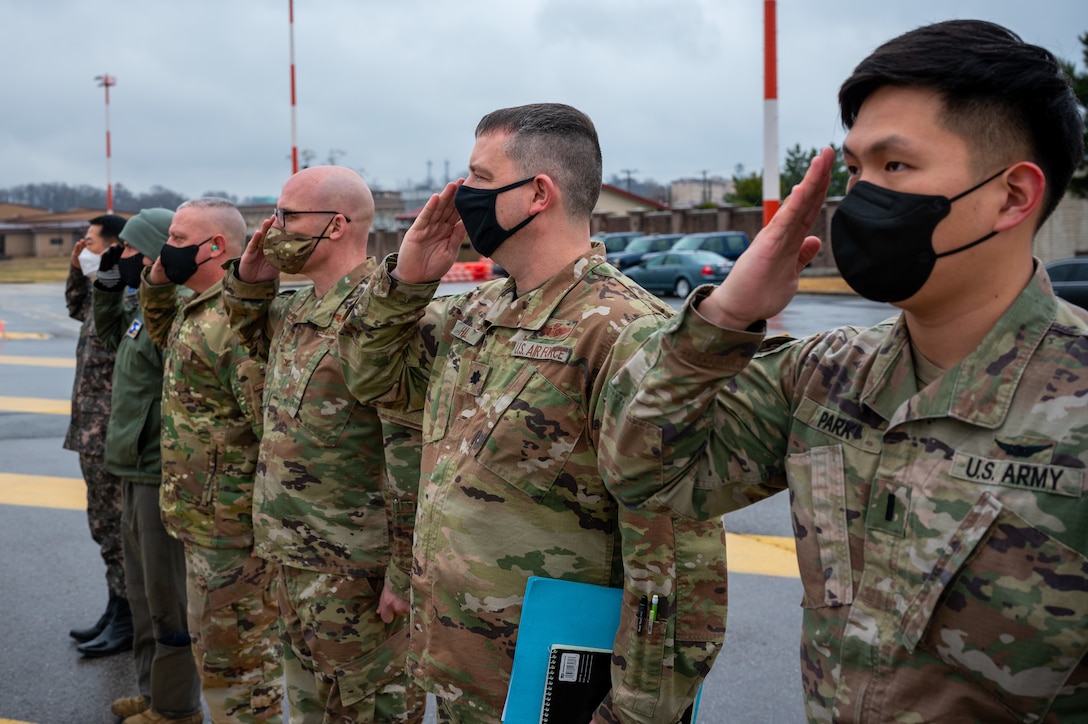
472 364 584 501
785 445 855 609
286 347 357 447
899 491 1088 720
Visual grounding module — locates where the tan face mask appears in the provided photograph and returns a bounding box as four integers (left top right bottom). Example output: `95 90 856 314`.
262 225 327 274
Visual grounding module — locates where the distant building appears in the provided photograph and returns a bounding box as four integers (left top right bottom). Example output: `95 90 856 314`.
0 206 132 259
670 176 734 207
372 190 404 232
596 183 668 215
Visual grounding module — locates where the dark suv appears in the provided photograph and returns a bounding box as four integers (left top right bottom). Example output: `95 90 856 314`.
671 231 751 261
591 231 646 254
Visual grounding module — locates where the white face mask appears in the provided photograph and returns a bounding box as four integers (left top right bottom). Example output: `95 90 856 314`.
78 247 102 279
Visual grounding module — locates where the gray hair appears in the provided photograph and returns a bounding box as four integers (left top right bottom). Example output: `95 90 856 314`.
177 197 247 254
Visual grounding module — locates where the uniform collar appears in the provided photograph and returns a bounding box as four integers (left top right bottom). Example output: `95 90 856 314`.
287 258 377 328
480 242 607 332
179 278 222 315
862 261 1058 428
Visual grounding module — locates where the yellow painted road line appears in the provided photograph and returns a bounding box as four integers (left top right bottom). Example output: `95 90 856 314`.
726 532 799 578
0 331 50 340
0 396 70 415
0 719 36 724
0 354 75 368
0 473 85 511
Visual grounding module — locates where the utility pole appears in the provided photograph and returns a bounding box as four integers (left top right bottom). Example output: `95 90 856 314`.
94 74 116 213
619 168 638 192
289 0 299 175
701 169 710 205
762 0 780 225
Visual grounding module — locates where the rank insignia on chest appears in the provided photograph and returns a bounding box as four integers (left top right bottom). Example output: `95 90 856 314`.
125 318 143 339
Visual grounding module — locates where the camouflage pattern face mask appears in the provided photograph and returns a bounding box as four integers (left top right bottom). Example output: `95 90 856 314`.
262 223 332 274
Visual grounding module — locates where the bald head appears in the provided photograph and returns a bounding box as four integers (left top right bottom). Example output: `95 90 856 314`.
282 166 375 241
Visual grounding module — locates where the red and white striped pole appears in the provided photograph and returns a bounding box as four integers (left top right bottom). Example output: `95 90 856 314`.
95 74 117 213
762 0 779 226
289 0 299 175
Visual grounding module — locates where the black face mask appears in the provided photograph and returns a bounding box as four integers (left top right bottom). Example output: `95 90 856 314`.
117 253 146 289
159 237 215 285
830 168 1006 303
454 177 537 258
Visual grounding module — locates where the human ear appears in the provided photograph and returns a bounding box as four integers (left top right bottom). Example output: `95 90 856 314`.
993 162 1045 232
528 174 555 215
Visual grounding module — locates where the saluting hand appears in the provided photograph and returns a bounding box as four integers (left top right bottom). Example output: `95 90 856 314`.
71 238 87 268
148 255 170 286
238 215 281 284
394 180 466 285
698 147 835 330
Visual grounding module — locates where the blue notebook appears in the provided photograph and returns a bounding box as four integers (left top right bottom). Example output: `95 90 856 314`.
502 576 702 723
503 577 623 723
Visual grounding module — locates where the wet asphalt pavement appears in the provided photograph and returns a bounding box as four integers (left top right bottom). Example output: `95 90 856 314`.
0 281 895 723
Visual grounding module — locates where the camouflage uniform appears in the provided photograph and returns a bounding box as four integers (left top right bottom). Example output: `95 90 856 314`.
222 259 423 724
599 265 1088 723
337 244 729 723
64 263 126 598
140 277 284 723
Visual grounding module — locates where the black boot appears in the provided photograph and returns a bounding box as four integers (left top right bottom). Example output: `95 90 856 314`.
69 591 117 643
77 596 133 658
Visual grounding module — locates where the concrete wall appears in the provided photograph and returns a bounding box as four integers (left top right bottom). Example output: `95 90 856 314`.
1036 194 1088 260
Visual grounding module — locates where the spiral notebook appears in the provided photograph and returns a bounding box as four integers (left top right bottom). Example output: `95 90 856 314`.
502 576 701 723
540 644 612 723
502 577 622 723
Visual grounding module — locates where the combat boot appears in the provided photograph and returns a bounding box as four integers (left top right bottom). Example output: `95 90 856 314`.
111 695 149 718
77 595 133 658
69 590 117 643
123 709 203 724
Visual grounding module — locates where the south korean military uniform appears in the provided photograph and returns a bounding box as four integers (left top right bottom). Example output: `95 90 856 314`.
64 262 126 600
141 276 283 723
337 244 729 723
600 264 1088 722
222 259 423 723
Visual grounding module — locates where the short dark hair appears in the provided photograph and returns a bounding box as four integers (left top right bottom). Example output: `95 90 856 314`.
88 214 127 240
475 103 603 219
838 19 1084 224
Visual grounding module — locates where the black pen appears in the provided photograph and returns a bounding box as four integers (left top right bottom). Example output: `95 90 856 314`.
637 596 648 635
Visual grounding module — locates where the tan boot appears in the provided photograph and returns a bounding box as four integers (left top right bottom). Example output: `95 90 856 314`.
111 695 149 718
123 710 204 724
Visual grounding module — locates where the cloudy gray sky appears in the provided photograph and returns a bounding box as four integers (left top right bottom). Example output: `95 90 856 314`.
3 0 1084 201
